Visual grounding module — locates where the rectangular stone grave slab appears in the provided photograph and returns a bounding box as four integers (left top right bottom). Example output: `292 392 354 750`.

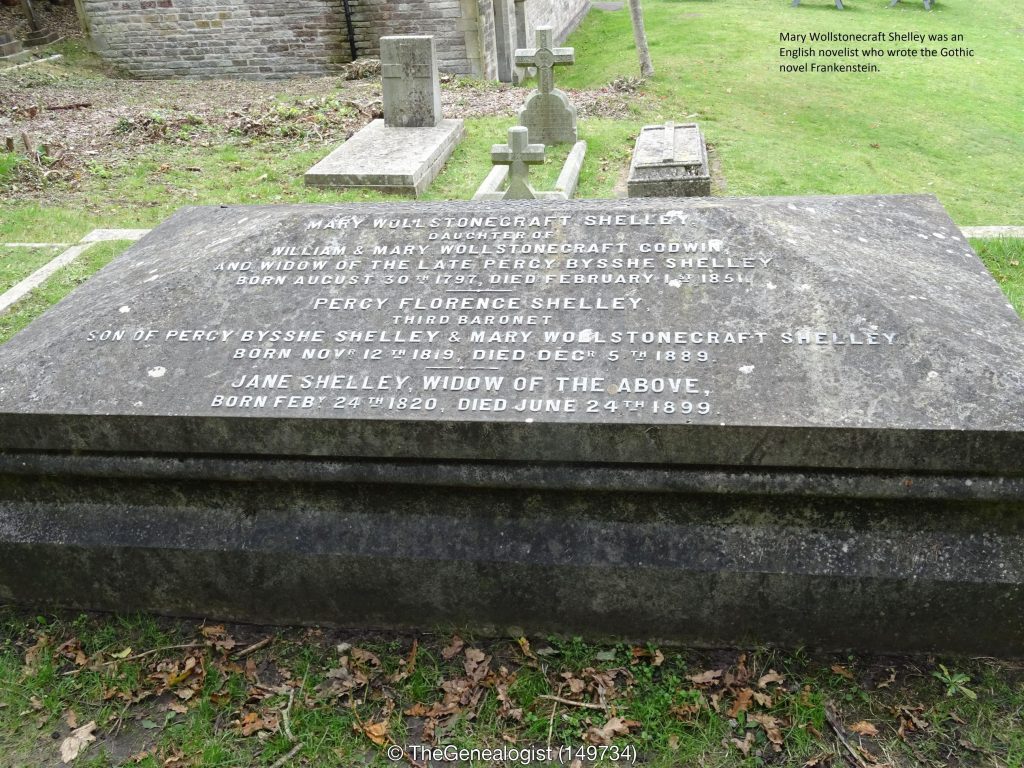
1 195 1022 654
303 118 465 197
627 122 712 198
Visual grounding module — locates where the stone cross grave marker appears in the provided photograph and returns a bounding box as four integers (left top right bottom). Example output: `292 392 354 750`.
381 35 442 128
491 125 545 199
515 26 577 144
20 0 42 32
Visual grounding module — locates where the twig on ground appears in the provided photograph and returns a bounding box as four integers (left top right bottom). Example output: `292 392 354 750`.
281 687 296 742
267 741 303 768
101 642 203 666
825 704 869 768
536 694 607 711
233 636 272 659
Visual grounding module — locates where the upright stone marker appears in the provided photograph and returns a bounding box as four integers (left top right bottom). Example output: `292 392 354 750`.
18 0 60 47
491 126 546 199
1 195 1023 654
515 27 577 145
19 0 42 32
381 35 442 128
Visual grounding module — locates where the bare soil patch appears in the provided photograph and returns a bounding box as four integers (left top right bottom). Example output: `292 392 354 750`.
2 38 643 204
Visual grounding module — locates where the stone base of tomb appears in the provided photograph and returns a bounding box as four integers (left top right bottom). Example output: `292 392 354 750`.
1 453 1021 655
304 119 465 197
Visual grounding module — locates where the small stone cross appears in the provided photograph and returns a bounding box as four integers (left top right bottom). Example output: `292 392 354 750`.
491 126 545 200
514 27 574 95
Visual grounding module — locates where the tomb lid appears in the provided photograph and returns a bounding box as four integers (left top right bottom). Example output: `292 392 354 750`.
633 122 705 169
0 195 1022 474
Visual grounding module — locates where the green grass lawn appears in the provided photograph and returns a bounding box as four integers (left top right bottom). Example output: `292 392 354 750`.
0 241 131 344
564 0 1024 226
0 245 63 294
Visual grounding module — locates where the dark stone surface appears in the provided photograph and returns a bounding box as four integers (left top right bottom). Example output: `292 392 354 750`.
1 194 1023 653
1 469 1022 654
0 195 1022 473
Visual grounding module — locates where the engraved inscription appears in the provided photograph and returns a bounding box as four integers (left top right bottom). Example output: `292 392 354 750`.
81 206 905 422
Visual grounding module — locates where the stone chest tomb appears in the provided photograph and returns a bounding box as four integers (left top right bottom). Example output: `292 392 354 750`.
0 195 1022 654
627 122 712 198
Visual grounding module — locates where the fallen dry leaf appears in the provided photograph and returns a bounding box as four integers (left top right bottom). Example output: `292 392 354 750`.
896 705 929 739
751 712 784 751
359 718 390 746
60 721 97 763
630 647 665 666
856 743 881 764
57 639 88 667
464 648 490 681
730 731 755 755
24 635 49 671
875 668 898 690
752 691 773 708
200 625 236 653
441 635 465 660
670 702 701 721
586 716 639 745
758 670 785 688
516 636 536 660
831 665 855 681
688 669 723 686
237 711 279 737
850 720 879 737
351 647 381 668
728 687 754 717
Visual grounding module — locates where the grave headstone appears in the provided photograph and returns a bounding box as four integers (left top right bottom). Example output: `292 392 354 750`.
627 122 711 198
381 35 442 128
304 34 464 196
19 0 42 32
888 0 934 8
1 195 1022 654
18 0 61 46
792 0 844 8
491 126 546 199
515 27 578 145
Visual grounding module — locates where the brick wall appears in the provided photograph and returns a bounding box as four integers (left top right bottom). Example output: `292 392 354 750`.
525 0 590 47
80 0 589 80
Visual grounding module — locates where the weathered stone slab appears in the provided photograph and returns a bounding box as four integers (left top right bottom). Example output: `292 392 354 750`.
1 194 1022 653
627 122 711 198
303 118 465 196
381 35 442 128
